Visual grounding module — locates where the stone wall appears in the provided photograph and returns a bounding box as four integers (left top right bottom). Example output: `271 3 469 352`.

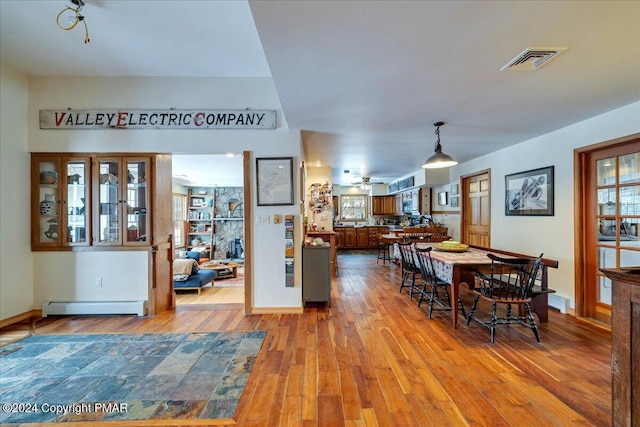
214 187 244 259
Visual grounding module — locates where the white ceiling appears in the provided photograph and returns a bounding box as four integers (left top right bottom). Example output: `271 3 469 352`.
2 1 639 187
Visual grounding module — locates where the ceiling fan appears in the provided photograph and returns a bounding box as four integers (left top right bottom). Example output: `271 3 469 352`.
350 176 384 189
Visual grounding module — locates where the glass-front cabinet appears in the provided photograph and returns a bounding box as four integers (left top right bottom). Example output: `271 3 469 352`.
32 153 153 250
95 156 150 246
32 155 90 249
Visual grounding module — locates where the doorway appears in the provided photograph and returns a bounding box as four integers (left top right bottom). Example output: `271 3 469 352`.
576 136 640 324
461 170 491 247
171 154 246 309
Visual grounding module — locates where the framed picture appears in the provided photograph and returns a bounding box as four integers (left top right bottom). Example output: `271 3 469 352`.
191 197 205 207
438 191 448 206
505 166 554 216
256 157 294 206
451 196 459 208
451 184 459 195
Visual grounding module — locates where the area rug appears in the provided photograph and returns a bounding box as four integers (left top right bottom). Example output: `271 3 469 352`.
0 331 266 424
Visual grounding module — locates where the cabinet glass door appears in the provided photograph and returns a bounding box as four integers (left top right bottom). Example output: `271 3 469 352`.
97 159 121 245
124 159 149 244
65 159 89 245
36 159 61 246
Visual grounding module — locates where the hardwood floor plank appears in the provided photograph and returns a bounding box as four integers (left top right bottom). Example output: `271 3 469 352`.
1 250 612 426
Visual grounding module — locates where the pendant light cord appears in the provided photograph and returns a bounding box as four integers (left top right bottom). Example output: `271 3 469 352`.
56 5 90 44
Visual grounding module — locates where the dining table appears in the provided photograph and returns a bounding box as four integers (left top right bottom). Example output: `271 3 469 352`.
413 244 557 329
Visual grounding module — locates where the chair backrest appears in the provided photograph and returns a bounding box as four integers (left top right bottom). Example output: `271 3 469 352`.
475 253 543 301
397 241 418 272
414 245 438 284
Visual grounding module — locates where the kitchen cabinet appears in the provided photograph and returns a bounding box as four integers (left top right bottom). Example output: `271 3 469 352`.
334 228 345 248
356 227 369 247
94 156 150 247
345 227 357 247
372 196 385 215
368 226 389 247
32 154 91 249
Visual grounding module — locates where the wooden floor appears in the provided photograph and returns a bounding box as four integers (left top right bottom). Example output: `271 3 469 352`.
2 251 612 426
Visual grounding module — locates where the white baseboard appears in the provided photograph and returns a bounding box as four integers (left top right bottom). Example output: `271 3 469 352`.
42 300 147 317
548 294 570 314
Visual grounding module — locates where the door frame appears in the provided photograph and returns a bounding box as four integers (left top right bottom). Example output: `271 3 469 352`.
574 133 640 318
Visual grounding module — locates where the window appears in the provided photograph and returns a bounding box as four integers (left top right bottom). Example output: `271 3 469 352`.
340 195 367 221
173 193 187 248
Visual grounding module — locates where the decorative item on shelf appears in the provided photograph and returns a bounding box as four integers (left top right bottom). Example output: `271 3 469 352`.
198 190 207 195
127 225 138 241
99 173 118 184
44 218 58 240
39 171 58 185
67 173 81 184
127 170 135 184
191 237 201 246
39 193 56 215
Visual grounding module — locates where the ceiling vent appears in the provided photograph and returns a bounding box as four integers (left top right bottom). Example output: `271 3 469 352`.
501 47 568 71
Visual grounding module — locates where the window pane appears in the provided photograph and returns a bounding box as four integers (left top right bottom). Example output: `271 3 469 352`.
598 246 616 269
596 157 616 186
597 188 616 215
620 249 640 268
620 218 640 248
340 195 367 221
619 152 640 184
598 276 612 305
619 185 639 216
598 218 617 241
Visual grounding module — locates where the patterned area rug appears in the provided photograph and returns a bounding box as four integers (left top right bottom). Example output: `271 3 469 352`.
0 331 265 424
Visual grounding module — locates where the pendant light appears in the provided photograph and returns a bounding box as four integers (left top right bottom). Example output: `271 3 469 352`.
422 121 457 169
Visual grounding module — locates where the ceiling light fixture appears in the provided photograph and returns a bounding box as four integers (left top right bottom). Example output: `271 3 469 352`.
360 176 371 190
56 0 90 44
422 121 458 169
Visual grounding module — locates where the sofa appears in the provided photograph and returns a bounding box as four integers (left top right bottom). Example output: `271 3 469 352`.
173 251 216 294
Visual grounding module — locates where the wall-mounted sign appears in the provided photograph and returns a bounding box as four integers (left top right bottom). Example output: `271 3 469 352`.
39 109 277 130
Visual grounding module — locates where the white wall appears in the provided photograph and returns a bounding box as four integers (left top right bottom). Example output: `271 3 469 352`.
0 63 33 320
27 76 303 311
450 101 640 308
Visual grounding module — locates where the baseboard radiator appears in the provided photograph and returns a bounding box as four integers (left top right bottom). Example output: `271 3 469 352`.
42 300 147 317
548 294 570 314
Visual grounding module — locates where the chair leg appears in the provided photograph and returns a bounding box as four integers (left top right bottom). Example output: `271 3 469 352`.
467 295 480 325
458 298 467 320
490 302 497 343
525 303 541 342
428 286 436 318
417 281 427 307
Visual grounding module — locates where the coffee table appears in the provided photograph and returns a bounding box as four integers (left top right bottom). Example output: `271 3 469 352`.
200 261 239 278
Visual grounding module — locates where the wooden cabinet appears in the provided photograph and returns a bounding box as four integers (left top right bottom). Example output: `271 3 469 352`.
372 196 385 215
303 246 331 306
32 153 171 251
32 155 91 249
344 227 357 247
334 228 346 248
368 226 389 247
356 227 369 247
601 269 640 427
93 156 151 247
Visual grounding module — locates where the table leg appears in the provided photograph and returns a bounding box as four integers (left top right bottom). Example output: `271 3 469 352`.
232 266 238 278
451 267 461 329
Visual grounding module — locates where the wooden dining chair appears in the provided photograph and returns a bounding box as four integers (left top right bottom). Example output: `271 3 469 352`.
397 241 421 300
414 246 453 318
466 253 544 343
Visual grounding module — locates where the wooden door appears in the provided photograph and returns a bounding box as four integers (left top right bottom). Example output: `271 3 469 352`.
582 142 640 324
462 171 491 247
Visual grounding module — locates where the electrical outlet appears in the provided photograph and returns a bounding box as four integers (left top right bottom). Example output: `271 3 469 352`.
96 277 102 287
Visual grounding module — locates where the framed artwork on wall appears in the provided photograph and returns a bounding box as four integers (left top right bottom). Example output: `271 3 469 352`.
451 184 459 195
438 191 448 206
451 196 459 208
505 166 554 216
256 157 294 206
